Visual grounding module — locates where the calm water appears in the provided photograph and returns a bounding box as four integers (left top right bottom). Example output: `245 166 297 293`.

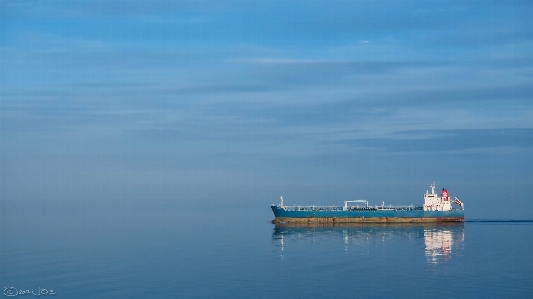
1 200 532 298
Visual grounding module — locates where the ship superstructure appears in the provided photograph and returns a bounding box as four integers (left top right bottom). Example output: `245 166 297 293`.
423 182 464 211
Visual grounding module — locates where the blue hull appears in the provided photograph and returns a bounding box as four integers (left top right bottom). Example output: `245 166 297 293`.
271 205 464 223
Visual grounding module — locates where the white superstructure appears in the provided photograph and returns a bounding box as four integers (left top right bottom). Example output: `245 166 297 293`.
424 182 464 211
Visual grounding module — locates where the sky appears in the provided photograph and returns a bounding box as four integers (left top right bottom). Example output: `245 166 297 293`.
1 0 532 219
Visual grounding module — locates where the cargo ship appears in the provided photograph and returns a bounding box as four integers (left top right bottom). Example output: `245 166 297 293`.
271 182 464 223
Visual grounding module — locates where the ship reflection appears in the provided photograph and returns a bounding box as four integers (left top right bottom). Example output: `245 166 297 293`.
424 227 464 264
272 223 464 264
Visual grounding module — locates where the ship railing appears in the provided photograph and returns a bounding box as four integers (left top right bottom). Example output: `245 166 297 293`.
281 205 424 211
283 206 344 211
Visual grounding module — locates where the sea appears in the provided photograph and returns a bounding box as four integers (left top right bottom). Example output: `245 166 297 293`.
1 199 532 299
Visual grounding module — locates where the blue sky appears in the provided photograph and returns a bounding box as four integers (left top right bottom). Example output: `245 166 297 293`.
1 0 532 219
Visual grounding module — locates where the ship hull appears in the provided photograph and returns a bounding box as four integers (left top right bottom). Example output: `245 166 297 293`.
271 206 464 223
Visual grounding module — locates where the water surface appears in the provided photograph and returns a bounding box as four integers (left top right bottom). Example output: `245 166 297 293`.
1 200 532 298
